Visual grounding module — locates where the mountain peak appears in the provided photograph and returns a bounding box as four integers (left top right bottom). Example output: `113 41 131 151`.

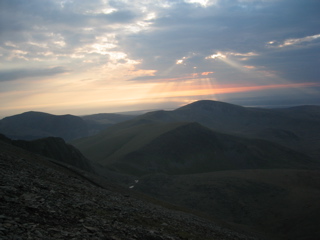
3 111 53 120
175 100 244 112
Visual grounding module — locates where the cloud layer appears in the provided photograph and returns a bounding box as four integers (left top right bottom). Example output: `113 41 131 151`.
1 0 320 116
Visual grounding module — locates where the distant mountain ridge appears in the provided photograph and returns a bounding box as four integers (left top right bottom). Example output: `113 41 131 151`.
0 111 88 141
124 100 320 159
142 100 320 135
0 111 137 141
73 100 320 167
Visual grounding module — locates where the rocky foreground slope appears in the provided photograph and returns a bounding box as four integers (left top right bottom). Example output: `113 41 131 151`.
0 140 258 240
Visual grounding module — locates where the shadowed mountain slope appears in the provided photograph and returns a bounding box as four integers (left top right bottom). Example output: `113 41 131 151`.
71 100 320 240
135 169 320 240
0 111 88 141
0 136 257 240
73 121 317 176
10 136 93 171
107 100 320 159
273 105 320 120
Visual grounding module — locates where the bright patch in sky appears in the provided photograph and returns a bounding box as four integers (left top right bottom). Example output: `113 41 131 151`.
268 33 320 48
184 0 217 7
206 53 227 60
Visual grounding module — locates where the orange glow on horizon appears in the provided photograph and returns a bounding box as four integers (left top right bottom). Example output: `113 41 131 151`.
150 82 320 98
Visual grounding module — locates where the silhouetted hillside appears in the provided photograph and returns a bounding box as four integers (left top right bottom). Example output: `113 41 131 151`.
119 100 320 159
0 111 88 141
273 105 320 120
11 136 93 171
73 121 317 176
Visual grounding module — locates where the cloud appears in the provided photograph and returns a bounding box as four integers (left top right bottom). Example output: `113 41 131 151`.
0 0 138 63
0 66 70 82
119 0 320 75
267 34 320 48
201 72 214 75
243 65 256 69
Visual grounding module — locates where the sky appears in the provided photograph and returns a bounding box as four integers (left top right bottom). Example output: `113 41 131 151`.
1 0 320 117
